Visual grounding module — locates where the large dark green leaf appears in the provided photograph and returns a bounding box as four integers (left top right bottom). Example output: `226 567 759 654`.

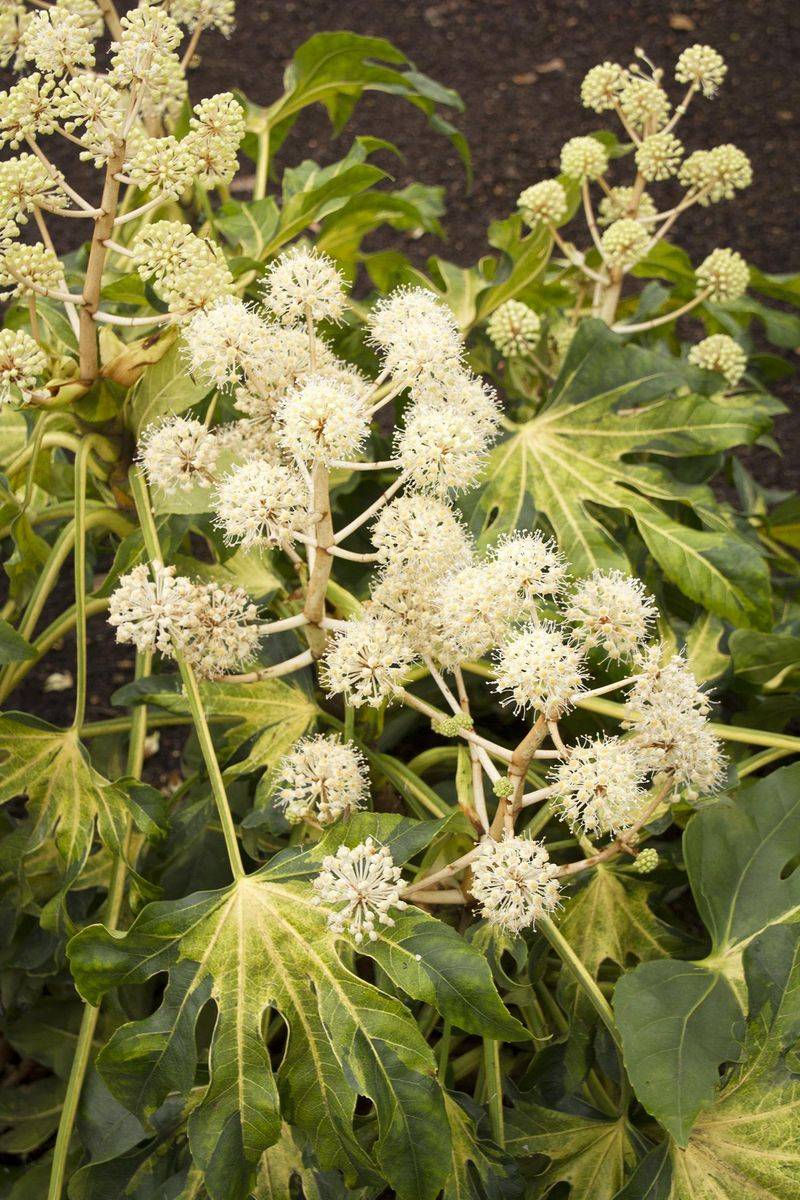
251 32 468 171
614 960 744 1145
505 1098 641 1197
462 320 773 627
684 762 800 961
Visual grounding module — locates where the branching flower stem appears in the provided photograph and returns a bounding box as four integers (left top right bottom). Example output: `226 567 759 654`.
131 468 246 881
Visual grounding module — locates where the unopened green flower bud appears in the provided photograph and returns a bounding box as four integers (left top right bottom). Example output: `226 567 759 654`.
635 847 659 875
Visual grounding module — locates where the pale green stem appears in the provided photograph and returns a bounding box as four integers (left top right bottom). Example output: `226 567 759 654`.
482 1039 505 1147
254 125 270 201
71 438 94 730
538 915 623 1053
130 468 245 881
47 650 151 1200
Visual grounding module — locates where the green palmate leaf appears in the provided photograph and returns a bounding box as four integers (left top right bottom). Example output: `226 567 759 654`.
215 196 280 258
259 32 467 171
505 1098 641 1197
473 215 553 321
557 867 681 1021
0 618 35 664
462 320 773 627
317 185 446 262
255 1123 363 1199
668 926 800 1199
0 1077 64 1155
121 676 317 775
174 546 282 601
442 1092 523 1200
68 871 465 1200
729 628 800 687
0 714 129 885
684 762 800 960
684 612 728 683
264 159 387 258
613 960 745 1145
126 337 212 435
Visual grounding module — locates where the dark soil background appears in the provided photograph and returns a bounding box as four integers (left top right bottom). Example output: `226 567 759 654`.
5 0 800 765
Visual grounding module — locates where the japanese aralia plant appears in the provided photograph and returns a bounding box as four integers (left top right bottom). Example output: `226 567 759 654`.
0 6 798 1199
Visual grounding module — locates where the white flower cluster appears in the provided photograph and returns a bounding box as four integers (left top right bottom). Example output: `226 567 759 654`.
471 835 561 934
131 221 234 316
688 334 747 386
0 1 245 308
550 736 648 836
109 561 259 678
486 300 541 357
512 43 752 314
0 327 46 405
313 837 407 943
625 648 726 795
275 735 368 826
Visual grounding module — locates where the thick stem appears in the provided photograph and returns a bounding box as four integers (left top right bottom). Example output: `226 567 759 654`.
80 144 126 383
130 469 245 881
303 465 333 658
97 0 123 38
254 125 270 201
70 438 94 730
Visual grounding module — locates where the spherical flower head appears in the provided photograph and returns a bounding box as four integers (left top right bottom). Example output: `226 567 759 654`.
598 187 658 227
688 335 747 387
58 1 106 40
0 73 62 150
635 132 684 181
168 1 236 37
625 648 726 792
490 531 568 614
0 5 27 72
471 835 560 934
550 736 648 836
108 563 196 656
276 375 369 465
0 328 46 405
487 301 541 357
368 287 463 386
370 567 442 658
313 837 407 943
619 77 671 130
493 622 586 719
675 44 727 97
184 92 245 188
109 4 183 94
213 459 307 548
125 135 195 198
261 247 346 327
183 297 271 389
565 569 657 661
705 144 753 201
20 8 96 76
231 325 337 419
396 403 490 495
435 561 519 666
412 369 501 440
210 418 281 464
560 136 609 181
696 248 749 302
600 219 651 270
131 222 234 316
635 846 659 874
173 581 260 678
580 61 627 112
276 735 369 826
321 615 413 708
138 416 220 493
371 494 471 578
518 179 568 227
0 241 65 300
0 153 67 223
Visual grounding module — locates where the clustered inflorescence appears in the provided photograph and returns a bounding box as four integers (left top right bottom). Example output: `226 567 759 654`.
0 1 244 394
106 249 725 940
486 44 752 388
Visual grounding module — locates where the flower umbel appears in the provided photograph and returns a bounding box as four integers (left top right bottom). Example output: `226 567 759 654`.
313 838 407 942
